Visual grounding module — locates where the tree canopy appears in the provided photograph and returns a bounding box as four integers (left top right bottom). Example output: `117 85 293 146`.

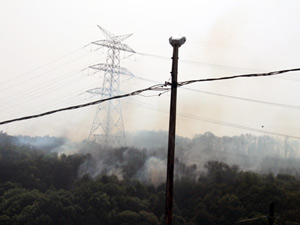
0 131 300 224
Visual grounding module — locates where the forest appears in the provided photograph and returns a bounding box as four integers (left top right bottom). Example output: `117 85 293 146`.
0 131 300 225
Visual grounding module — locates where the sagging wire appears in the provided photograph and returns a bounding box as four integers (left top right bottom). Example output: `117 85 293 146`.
218 216 267 225
1 67 300 126
0 44 91 91
0 83 169 126
176 68 300 87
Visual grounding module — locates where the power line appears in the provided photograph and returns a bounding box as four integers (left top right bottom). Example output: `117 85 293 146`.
137 51 258 72
0 44 90 90
0 56 106 110
218 216 267 225
177 68 300 87
0 69 82 104
181 87 300 110
177 111 300 139
132 74 300 110
123 98 300 140
137 51 300 79
0 68 299 127
0 83 168 126
0 51 93 95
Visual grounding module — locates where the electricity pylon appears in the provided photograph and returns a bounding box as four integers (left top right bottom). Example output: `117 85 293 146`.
87 25 135 148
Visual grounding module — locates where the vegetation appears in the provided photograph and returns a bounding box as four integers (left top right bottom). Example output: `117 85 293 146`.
0 132 300 224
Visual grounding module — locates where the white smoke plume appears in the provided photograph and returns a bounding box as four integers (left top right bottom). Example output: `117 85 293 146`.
12 130 300 185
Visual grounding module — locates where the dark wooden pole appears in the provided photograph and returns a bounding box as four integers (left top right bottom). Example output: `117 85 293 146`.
268 202 275 225
165 36 186 225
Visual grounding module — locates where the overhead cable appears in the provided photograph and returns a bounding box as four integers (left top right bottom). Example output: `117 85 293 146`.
0 50 93 95
1 67 299 126
0 44 90 90
137 51 262 72
123 98 300 139
138 51 300 82
177 111 300 139
0 84 168 126
177 68 300 87
182 87 300 110
218 216 267 225
133 74 300 110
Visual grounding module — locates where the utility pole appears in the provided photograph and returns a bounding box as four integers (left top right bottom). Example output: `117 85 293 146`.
165 36 186 225
268 202 275 225
87 26 135 148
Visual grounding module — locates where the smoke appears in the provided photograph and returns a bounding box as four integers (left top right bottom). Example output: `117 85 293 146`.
77 131 300 186
140 157 166 185
9 130 300 186
14 135 79 155
76 142 168 186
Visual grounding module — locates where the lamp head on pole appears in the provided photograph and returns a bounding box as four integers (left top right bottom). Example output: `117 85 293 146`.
169 36 186 47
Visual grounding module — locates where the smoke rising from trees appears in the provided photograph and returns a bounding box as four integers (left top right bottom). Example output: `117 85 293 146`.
8 130 300 186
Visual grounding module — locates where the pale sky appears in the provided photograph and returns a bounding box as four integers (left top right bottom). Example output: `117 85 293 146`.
1 0 300 142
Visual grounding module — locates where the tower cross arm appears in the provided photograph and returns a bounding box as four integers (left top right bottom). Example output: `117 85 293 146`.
97 25 116 40
86 88 104 95
89 63 134 76
97 25 133 42
113 33 133 42
91 40 135 53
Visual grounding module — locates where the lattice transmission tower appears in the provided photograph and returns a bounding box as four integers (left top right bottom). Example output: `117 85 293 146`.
87 25 135 148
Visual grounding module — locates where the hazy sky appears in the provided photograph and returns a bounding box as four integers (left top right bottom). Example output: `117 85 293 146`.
1 0 300 141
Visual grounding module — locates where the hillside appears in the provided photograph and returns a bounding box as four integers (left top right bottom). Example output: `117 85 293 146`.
0 131 300 224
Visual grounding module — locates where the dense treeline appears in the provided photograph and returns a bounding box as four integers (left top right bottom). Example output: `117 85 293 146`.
1 132 300 224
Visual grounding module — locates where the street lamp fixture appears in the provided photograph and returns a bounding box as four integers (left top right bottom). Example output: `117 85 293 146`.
169 36 186 47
